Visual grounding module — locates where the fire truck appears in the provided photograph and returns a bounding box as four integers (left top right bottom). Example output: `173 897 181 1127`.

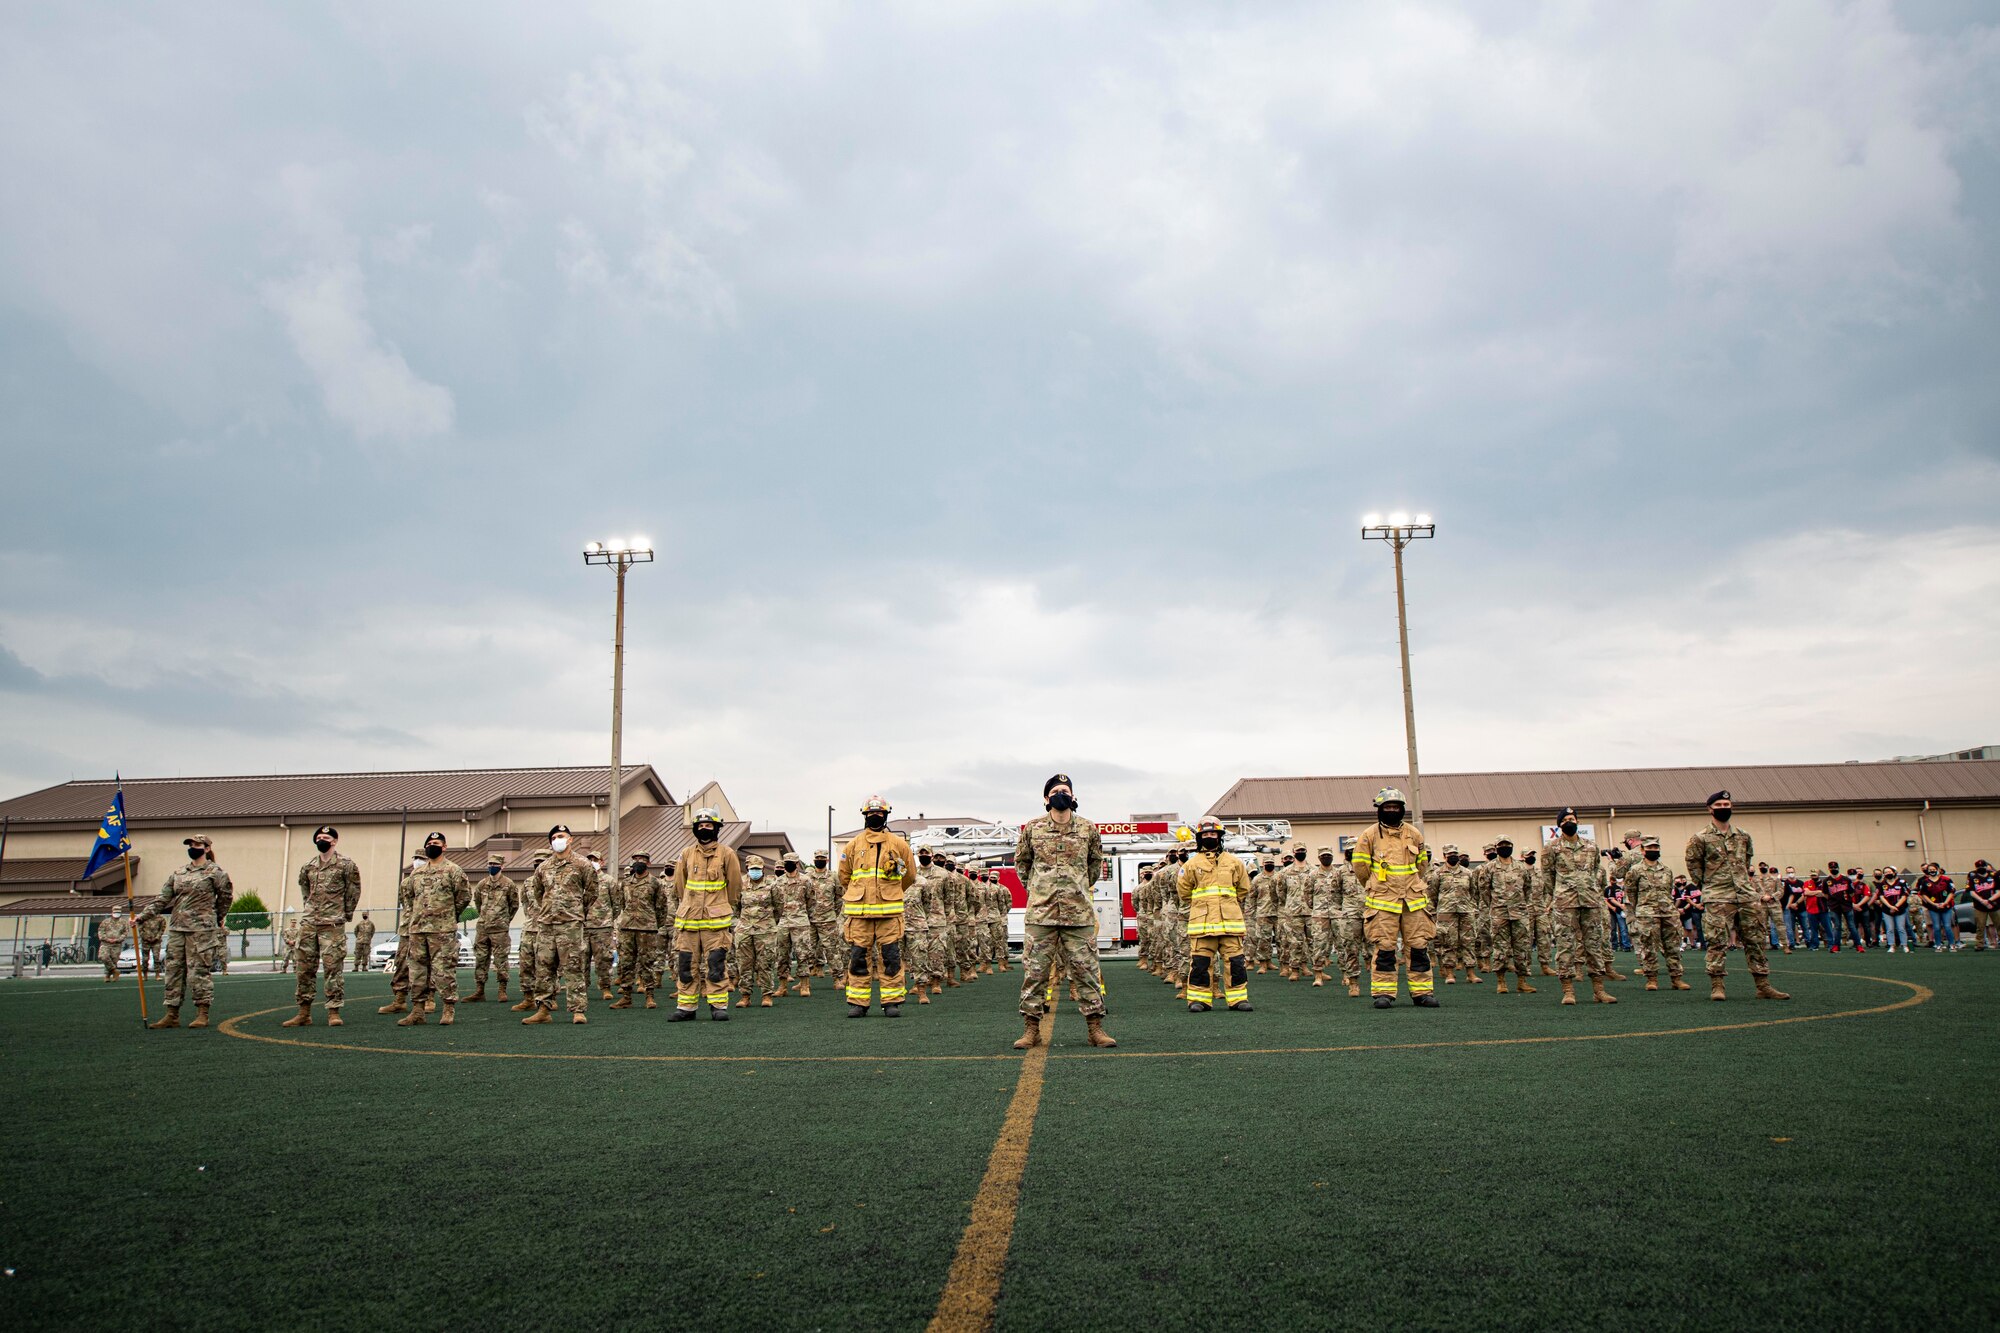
907 818 1295 953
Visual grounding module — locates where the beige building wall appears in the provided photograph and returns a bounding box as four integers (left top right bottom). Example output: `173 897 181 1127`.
1276 805 2000 875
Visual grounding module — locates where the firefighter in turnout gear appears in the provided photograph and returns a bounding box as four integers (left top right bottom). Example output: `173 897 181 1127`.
838 795 916 1017
1353 787 1438 1008
1177 817 1254 1012
668 808 744 1021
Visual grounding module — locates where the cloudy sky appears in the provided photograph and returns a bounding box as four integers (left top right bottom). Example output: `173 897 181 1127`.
3 2 1997 847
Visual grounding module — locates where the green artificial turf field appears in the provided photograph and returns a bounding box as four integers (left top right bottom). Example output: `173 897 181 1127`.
4 952 1995 1331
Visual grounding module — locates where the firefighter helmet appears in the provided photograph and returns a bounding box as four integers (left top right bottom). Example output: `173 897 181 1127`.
861 794 892 815
1373 787 1407 808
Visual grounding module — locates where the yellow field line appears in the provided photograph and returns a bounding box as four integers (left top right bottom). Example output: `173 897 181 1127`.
926 1044 1048 1333
215 970 1932 1065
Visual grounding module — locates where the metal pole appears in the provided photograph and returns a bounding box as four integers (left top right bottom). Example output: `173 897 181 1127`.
827 806 834 861
123 851 147 1023
1391 536 1425 827
608 557 627 877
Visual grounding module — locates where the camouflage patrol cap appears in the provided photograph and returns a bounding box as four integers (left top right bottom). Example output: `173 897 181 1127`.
1443 844 1460 855
1482 842 1498 855
1641 836 1661 849
782 850 799 865
745 854 765 869
1625 828 1642 840
182 834 213 848
1316 846 1332 855
487 853 505 866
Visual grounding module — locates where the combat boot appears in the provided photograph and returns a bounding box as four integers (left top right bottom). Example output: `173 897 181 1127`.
497 985 509 1002
760 995 773 1008
1311 973 1325 988
424 998 436 1013
997 959 1010 972
1754 976 1791 1001
1540 963 1557 976
521 1006 553 1025
797 979 811 998
1607 967 1628 981
1495 975 1511 994
1644 975 1659 991
1013 1016 1044 1049
1560 980 1577 1005
149 1007 180 1029
397 1005 426 1026
946 977 961 989
1589 976 1617 1004
599 988 613 1001
734 995 750 1009
378 998 408 1014
1515 977 1536 994
1709 979 1727 1002
1085 1014 1117 1047
644 993 658 1009
917 989 932 1004
1443 969 1456 985
609 995 633 1009
466 986 485 1003
1670 976 1691 991
281 1004 313 1027
1347 979 1361 997
572 1012 587 1024
439 1003 455 1026
1466 969 1482 984
509 998 534 1012
188 1005 210 1029
327 1010 345 1027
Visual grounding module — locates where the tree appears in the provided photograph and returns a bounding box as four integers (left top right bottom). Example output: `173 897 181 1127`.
225 892 270 953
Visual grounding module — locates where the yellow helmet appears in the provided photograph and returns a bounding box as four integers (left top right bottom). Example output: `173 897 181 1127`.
1195 817 1224 836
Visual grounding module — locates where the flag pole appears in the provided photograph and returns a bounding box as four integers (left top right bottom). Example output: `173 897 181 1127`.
124 850 148 1025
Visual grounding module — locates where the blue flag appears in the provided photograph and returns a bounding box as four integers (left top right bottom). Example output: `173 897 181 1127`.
81 783 131 882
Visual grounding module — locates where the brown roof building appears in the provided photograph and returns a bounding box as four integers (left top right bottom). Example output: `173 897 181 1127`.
1207 760 2000 872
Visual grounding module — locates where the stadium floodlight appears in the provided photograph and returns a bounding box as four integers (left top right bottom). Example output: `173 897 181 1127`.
1358 511 1437 826
583 538 655 874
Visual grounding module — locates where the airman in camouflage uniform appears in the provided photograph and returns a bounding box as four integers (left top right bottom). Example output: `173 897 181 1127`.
582 854 618 1000
379 857 424 1015
283 825 362 1026
1624 837 1690 992
97 908 130 981
1332 843 1365 995
397 833 471 1025
1136 867 1161 974
733 855 780 1007
1538 808 1616 1005
278 918 298 973
771 852 815 996
510 869 543 1013
1525 849 1557 975
1244 860 1272 972
906 851 944 1001
1431 845 1481 984
1685 791 1789 1002
139 910 165 973
352 912 375 971
803 851 841 979
134 834 233 1028
982 871 1011 971
1472 842 1498 973
522 825 600 1024
1306 849 1337 986
1482 838 1538 993
1277 847 1313 980
1161 849 1191 993
946 856 980 985
469 854 519 1002
1011 775 1114 1049
610 853 667 1008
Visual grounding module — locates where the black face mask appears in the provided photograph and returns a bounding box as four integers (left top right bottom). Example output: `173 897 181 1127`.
864 813 888 831
1712 807 1732 822
1198 836 1221 852
919 856 932 866
187 848 207 861
1378 808 1405 828
629 862 646 875
314 838 334 853
424 844 445 859
1320 857 1334 867
488 866 502 876
694 826 718 844
1048 791 1075 812
1560 821 1578 836
1644 851 1660 861
1496 845 1513 858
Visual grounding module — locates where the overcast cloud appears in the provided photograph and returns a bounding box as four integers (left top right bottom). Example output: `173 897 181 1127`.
3 2 1997 848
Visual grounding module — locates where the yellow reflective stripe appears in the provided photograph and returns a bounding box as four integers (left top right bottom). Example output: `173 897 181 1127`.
845 986 873 1001
1224 986 1249 1003
686 880 725 891
705 991 729 1002
844 902 904 916
1409 976 1434 993
673 915 733 930
1378 863 1422 876
850 869 896 881
1371 978 1397 993
1191 886 1238 899
1188 922 1245 937
1185 985 1215 1003
1406 899 1430 912
1364 897 1405 913
881 985 906 1000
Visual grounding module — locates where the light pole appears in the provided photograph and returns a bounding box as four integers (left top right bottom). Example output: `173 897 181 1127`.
584 538 654 879
1361 512 1435 827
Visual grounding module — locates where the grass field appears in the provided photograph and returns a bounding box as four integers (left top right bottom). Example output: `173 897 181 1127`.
5 952 1996 1331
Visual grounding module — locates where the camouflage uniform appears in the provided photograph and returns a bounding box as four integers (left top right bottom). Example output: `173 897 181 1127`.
986 875 1012 968
1306 857 1337 980
97 912 129 979
1526 855 1556 973
135 853 233 1014
514 877 542 1008
1485 855 1538 984
294 850 363 1012
1470 855 1498 972
1276 856 1312 977
1539 830 1612 984
613 868 668 1000
1015 813 1108 1019
734 861 780 1001
946 865 977 982
1332 857 1365 987
403 860 471 1013
804 858 842 976
1136 871 1160 971
1624 851 1686 985
526 851 600 1015
906 862 943 993
771 863 814 992
583 865 618 998
1685 822 1777 989
1431 851 1479 977
387 869 417 1003
279 919 298 973
1254 868 1282 970
1162 857 1191 984
352 916 375 971
471 867 520 996
139 913 165 973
